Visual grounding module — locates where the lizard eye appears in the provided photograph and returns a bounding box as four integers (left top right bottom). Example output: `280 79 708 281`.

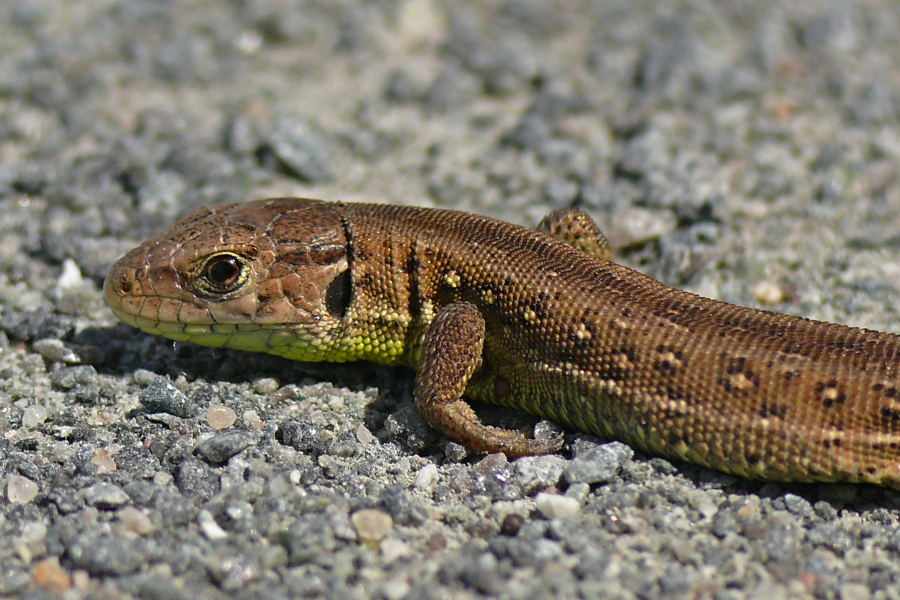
198 253 249 293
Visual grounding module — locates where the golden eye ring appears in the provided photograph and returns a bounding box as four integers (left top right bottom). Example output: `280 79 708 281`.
197 253 249 294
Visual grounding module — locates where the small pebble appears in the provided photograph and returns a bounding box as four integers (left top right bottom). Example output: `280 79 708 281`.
140 378 193 418
688 490 719 519
198 510 228 540
32 339 79 364
22 405 47 428
535 492 581 519
83 482 130 509
20 521 47 544
509 455 567 495
56 258 83 291
270 385 300 402
751 281 785 304
563 442 634 485
351 509 394 543
72 571 90 590
206 404 237 430
8 475 39 504
606 206 677 248
564 482 591 504
153 472 173 485
356 424 375 444
414 464 439 490
267 473 293 497
265 114 335 183
441 440 469 462
397 0 446 46
32 558 71 590
474 453 508 474
242 410 262 430
133 370 157 386
381 579 412 600
195 431 252 463
425 532 447 551
90 449 117 474
252 378 280 394
117 506 156 536
380 538 410 563
840 583 872 600
500 513 525 536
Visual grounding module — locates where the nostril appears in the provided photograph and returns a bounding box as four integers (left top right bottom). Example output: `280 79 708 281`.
116 278 135 295
108 269 137 296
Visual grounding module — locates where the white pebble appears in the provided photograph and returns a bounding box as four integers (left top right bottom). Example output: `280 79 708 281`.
118 506 156 535
535 492 580 519
7 475 39 504
351 509 393 543
133 370 157 386
751 281 785 304
198 510 228 540
19 521 47 543
356 424 375 444
242 410 262 430
380 538 410 563
90 449 117 474
414 464 439 490
252 378 280 394
22 405 47 428
56 258 84 290
397 0 446 46
32 339 79 363
206 404 237 430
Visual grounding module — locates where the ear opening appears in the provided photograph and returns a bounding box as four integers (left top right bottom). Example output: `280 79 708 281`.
324 269 351 318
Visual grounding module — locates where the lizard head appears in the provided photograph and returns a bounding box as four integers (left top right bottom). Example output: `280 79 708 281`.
104 197 356 361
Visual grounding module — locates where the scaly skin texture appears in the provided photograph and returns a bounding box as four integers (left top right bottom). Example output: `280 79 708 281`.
105 198 900 487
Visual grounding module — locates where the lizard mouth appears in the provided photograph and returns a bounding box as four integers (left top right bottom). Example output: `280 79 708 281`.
104 260 281 357
104 258 210 340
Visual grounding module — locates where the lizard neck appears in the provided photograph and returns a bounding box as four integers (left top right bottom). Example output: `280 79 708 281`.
338 204 422 366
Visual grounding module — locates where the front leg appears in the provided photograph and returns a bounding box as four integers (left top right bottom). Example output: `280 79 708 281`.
415 301 563 457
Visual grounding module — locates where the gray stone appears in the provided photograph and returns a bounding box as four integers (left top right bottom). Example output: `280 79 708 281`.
83 482 130 509
509 455 566 495
139 378 195 418
563 442 634 485
195 431 253 463
264 115 334 183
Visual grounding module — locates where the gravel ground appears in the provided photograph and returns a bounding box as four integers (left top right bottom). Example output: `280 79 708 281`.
3 1 900 599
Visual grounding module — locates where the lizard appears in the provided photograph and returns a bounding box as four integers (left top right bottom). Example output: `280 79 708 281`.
104 197 900 487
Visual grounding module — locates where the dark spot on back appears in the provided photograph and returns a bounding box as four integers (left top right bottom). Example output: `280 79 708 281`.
880 406 900 421
726 357 748 373
758 403 787 419
406 252 420 318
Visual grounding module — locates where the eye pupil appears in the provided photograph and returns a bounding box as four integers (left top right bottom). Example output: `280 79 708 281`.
207 256 241 287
